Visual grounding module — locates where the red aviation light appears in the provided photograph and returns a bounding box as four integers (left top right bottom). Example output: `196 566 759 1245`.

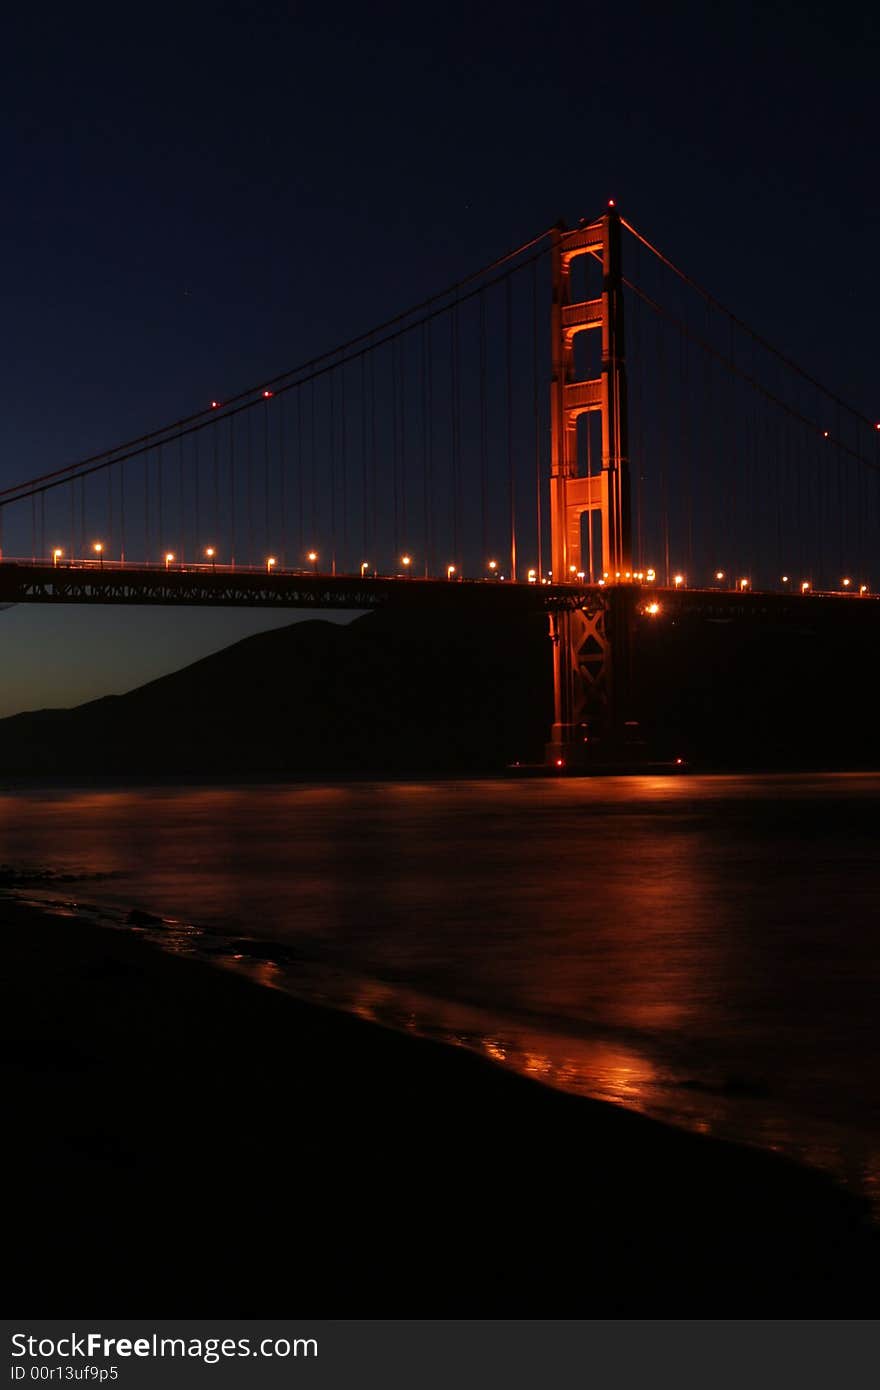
263 390 273 399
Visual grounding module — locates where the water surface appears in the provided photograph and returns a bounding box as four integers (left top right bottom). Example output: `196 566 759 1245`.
2 773 878 1207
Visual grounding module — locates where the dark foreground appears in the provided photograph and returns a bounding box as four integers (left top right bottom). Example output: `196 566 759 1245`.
5 898 878 1316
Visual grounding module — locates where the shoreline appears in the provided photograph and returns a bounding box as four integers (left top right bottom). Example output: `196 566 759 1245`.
4 894 878 1315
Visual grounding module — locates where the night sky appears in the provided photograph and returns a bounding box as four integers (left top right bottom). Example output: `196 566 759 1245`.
0 0 876 717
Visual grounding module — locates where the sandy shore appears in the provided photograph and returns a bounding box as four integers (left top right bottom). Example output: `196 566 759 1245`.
3 895 877 1316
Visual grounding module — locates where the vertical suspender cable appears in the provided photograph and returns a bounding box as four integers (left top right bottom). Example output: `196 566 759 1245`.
532 258 542 583
229 414 236 566
213 416 220 555
297 385 304 559
479 291 489 567
421 322 429 576
279 391 287 566
452 302 461 569
425 322 433 576
329 369 336 575
144 450 151 562
246 404 254 566
370 352 378 565
361 354 369 565
341 358 348 570
391 341 399 559
178 432 185 567
157 444 163 558
264 398 270 557
399 338 406 553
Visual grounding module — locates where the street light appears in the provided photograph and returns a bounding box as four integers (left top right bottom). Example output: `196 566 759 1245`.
165 552 175 570
401 554 412 574
801 581 810 593
739 577 749 591
842 577 851 589
715 570 725 582
307 550 318 573
488 559 498 576
52 548 63 567
447 564 456 580
93 542 104 569
267 556 277 573
527 568 537 584
674 574 684 588
205 546 216 572
860 584 868 595
360 561 370 578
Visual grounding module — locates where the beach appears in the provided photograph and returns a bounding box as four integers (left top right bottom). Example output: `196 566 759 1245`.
4 894 878 1316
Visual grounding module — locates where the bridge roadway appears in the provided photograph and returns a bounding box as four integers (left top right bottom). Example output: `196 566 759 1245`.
0 559 877 619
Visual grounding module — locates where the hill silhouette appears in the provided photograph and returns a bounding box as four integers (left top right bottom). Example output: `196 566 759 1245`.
0 608 553 775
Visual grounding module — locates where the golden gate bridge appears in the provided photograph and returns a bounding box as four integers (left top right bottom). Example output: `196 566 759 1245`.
1 203 878 766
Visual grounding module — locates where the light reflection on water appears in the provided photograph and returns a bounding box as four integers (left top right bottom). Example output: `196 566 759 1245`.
1 772 880 1208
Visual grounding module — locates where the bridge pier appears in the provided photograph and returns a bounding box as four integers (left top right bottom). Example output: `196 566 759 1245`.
544 585 637 767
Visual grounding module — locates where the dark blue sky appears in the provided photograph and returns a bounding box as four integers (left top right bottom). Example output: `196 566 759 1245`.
0 0 876 715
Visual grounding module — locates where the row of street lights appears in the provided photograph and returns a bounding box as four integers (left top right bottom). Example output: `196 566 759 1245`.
44 546 874 593
47 545 505 578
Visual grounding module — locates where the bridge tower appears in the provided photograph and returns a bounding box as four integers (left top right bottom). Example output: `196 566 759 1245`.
545 207 633 765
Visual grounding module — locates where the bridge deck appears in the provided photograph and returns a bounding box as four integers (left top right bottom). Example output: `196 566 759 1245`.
0 561 877 616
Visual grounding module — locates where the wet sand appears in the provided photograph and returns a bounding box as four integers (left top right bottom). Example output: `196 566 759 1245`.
4 896 877 1316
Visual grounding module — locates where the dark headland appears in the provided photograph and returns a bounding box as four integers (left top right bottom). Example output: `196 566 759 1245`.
2 600 880 775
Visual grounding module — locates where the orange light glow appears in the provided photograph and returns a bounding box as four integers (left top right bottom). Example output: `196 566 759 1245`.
842 577 851 588
488 559 498 572
739 578 749 590
646 601 660 615
645 568 656 582
164 552 174 568
401 554 412 569
205 547 215 558
673 574 684 587
715 570 724 581
801 581 810 593
52 548 63 565
93 542 103 554
555 758 565 767
267 556 277 571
